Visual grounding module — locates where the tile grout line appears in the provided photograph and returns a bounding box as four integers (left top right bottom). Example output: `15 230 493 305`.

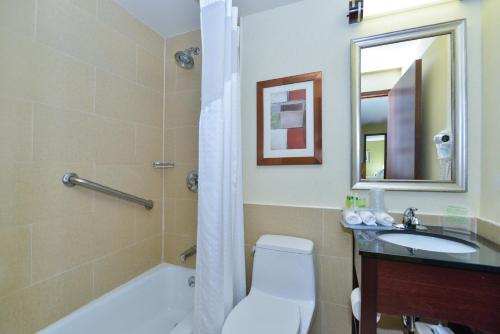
161 39 168 263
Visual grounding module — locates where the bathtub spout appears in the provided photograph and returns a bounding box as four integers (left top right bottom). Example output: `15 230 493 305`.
180 245 197 262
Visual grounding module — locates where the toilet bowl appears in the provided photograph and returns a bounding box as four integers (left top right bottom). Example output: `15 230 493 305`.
222 235 316 334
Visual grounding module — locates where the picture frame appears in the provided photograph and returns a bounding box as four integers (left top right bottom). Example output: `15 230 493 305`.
257 72 322 165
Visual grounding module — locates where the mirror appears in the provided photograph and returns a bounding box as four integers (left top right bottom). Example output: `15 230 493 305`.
351 20 467 192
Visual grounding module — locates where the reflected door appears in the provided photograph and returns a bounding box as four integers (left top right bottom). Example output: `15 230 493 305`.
386 59 422 179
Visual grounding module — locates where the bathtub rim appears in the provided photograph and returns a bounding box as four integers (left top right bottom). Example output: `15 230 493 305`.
38 263 195 334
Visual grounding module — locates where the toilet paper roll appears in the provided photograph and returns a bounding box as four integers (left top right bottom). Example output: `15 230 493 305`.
350 288 381 322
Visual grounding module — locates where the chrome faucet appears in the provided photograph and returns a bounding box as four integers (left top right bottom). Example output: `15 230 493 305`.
402 207 420 230
179 245 197 262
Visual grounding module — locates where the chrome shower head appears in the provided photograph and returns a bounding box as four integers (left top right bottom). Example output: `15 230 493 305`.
174 47 200 69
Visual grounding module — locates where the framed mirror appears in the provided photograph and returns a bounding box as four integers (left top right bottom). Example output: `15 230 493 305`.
351 20 467 192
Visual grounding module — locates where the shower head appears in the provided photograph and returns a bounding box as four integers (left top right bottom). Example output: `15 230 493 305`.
174 47 200 69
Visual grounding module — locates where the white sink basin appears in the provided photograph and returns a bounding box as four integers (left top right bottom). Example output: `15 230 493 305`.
377 232 478 254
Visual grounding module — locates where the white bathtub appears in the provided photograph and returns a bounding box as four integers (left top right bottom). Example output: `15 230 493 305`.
38 264 195 334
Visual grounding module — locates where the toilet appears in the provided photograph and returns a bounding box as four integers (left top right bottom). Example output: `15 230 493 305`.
222 235 316 334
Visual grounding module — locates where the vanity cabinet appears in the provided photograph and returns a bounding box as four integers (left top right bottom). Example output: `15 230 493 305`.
353 229 500 334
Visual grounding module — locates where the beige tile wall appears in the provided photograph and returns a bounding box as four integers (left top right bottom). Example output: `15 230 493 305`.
163 31 202 268
0 1 164 332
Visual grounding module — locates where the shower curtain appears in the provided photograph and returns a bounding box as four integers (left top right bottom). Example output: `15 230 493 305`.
193 1 246 334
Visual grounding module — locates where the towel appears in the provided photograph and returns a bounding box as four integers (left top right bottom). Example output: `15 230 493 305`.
359 211 377 225
342 209 362 225
374 211 395 227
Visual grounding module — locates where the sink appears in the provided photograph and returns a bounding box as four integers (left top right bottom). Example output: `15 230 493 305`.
377 231 479 254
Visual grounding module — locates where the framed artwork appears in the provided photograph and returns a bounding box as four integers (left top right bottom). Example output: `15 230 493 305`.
257 72 322 165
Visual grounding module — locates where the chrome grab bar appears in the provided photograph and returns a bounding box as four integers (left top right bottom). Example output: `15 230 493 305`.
62 173 154 210
180 245 197 262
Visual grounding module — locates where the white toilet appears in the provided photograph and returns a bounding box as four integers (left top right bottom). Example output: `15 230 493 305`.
222 235 316 334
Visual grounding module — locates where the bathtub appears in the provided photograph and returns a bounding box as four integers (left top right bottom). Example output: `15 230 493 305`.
38 264 195 334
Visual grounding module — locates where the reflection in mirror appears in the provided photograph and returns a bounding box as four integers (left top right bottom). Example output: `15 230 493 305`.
360 35 452 181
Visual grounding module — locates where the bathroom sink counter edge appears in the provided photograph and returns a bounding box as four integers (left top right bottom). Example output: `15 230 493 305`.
354 226 500 273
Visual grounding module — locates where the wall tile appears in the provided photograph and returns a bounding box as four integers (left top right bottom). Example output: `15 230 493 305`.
95 69 163 126
137 47 164 92
69 0 97 15
0 98 33 162
92 236 161 298
175 126 199 165
95 116 136 164
165 90 201 128
135 124 163 164
317 255 352 305
316 302 352 334
0 226 31 299
322 209 352 258
164 129 176 162
135 198 162 241
37 0 136 81
0 28 94 112
32 195 135 282
0 0 35 37
174 199 198 238
0 264 92 334
97 0 164 58
33 104 97 162
244 204 323 250
0 162 94 227
164 233 196 268
95 163 163 200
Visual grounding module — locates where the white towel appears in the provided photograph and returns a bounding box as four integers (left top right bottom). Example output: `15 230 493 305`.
359 211 377 225
342 209 362 225
374 211 395 227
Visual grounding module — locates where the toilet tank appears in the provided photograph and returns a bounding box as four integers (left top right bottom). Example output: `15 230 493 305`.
251 235 316 302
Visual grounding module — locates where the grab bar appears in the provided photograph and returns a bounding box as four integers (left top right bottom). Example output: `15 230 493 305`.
180 245 197 262
62 173 154 210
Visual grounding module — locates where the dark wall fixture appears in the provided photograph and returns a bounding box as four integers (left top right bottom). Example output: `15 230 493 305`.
348 0 364 24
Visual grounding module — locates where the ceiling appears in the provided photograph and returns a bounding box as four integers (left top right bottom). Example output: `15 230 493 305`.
361 37 436 73
114 0 304 38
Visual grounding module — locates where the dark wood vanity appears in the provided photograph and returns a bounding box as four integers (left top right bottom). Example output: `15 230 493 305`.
352 228 500 334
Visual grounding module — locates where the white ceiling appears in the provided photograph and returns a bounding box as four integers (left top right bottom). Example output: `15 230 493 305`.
361 37 436 73
114 0 304 38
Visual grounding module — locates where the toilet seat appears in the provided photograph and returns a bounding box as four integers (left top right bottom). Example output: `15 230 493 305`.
221 291 300 334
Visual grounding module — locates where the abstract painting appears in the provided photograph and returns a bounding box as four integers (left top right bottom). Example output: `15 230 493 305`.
257 72 322 165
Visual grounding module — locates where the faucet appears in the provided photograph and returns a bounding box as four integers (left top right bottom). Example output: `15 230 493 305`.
402 207 420 230
179 245 197 262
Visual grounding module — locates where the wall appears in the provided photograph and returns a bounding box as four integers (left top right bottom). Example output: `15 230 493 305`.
366 139 385 178
241 0 482 216
420 35 452 181
163 31 202 269
0 0 164 332
480 0 500 224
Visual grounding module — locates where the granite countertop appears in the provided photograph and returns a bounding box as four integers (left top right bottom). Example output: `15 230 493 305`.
353 226 500 273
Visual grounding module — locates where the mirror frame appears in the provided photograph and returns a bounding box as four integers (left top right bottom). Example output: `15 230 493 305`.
351 19 467 192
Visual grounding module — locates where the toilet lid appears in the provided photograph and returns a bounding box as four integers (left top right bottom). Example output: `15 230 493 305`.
222 292 300 334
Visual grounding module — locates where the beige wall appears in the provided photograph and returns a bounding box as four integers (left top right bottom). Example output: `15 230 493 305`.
163 31 202 269
420 35 452 181
481 0 500 224
241 0 482 216
0 1 164 332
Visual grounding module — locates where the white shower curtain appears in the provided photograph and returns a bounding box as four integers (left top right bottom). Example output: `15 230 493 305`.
193 1 246 334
